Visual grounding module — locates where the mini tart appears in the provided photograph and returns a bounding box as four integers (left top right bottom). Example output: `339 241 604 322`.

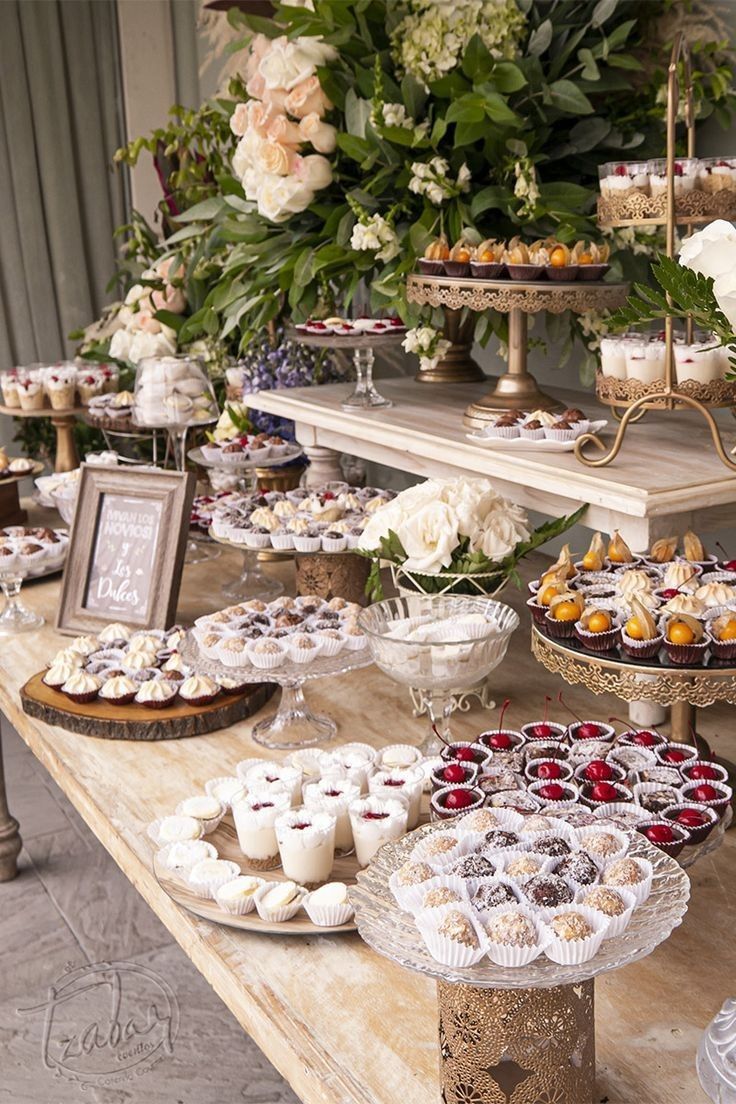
662 613 708 666
708 612 736 660
98 675 138 705
574 607 620 651
135 678 178 709
61 671 101 703
178 674 220 706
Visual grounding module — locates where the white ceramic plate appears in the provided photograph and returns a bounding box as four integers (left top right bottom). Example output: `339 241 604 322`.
467 420 608 452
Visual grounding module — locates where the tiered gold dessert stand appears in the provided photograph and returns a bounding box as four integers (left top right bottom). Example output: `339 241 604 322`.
406 274 629 429
0 402 84 473
576 32 736 470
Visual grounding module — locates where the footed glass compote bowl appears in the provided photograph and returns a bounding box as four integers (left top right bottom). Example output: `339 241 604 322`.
358 595 519 754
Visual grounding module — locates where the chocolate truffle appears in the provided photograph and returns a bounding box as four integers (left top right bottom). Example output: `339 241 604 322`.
522 874 574 908
603 858 646 887
486 911 537 947
532 835 571 857
396 861 434 887
505 855 542 877
580 832 622 859
483 830 520 850
554 851 599 886
582 887 627 917
472 881 518 911
449 855 495 879
423 886 462 909
550 911 593 941
438 911 478 947
459 809 501 833
421 835 459 858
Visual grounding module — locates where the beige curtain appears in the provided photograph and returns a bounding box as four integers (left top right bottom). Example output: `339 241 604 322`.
0 0 127 367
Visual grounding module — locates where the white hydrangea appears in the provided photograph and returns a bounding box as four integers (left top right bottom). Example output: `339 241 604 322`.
392 0 526 86
409 157 470 206
350 213 401 262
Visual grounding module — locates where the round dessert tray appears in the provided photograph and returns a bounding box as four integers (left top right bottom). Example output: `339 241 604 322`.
19 671 276 741
596 187 736 229
207 527 289 603
351 821 689 988
466 421 608 452
0 403 84 420
0 406 82 474
180 632 373 750
286 326 406 351
0 460 45 483
153 816 358 935
188 445 304 472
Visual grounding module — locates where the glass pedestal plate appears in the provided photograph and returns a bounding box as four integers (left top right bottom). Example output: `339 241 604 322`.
287 328 405 411
351 822 689 1104
188 445 303 601
181 633 372 750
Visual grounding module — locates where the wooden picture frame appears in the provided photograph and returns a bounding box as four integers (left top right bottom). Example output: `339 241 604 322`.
56 465 195 636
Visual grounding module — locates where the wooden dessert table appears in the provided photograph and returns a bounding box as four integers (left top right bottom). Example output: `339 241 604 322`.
0 531 732 1104
246 378 736 551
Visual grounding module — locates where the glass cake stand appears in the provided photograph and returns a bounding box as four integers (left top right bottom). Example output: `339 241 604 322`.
358 595 519 754
188 445 303 600
181 632 373 749
287 328 405 411
351 822 689 1104
0 567 44 634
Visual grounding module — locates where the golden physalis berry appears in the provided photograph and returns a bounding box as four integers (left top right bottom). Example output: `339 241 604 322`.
718 619 736 641
587 611 612 633
550 246 568 267
667 621 695 645
539 584 561 606
552 600 580 622
625 617 645 640
581 551 600 570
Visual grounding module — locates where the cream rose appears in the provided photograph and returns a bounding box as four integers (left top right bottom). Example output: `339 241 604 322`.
284 76 332 119
230 103 249 137
259 36 337 92
246 72 266 100
713 270 736 329
357 501 407 552
469 502 530 561
109 328 133 361
257 139 297 176
298 112 337 153
293 153 332 190
151 284 186 314
679 220 736 282
398 501 459 573
127 328 177 365
245 33 271 81
267 114 302 146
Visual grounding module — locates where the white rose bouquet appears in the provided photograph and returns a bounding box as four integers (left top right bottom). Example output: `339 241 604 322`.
613 220 736 369
358 477 585 600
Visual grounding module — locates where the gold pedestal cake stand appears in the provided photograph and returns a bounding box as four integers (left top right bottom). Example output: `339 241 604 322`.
406 274 629 428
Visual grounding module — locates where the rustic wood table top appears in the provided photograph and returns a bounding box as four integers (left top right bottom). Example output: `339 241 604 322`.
0 533 732 1104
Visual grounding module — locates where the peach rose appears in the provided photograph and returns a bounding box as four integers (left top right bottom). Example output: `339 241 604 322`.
245 33 271 81
261 87 289 112
137 312 163 335
246 72 266 100
267 114 302 147
151 285 186 314
257 139 297 176
297 112 337 153
230 102 249 137
156 257 184 282
293 153 332 190
284 77 332 119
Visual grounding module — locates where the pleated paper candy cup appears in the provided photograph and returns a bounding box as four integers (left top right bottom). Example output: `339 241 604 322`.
215 875 266 915
410 829 465 867
147 815 203 847
415 905 488 968
496 849 555 883
542 904 610 964
573 825 630 864
187 858 241 900
303 887 355 927
204 776 247 810
601 855 653 905
482 904 552 968
578 886 637 939
157 839 218 877
254 881 307 923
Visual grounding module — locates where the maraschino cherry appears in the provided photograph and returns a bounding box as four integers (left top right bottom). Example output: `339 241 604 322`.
536 761 564 780
642 823 676 845
528 696 556 739
688 783 720 803
557 692 603 740
442 763 469 784
659 588 680 600
484 699 515 748
451 746 480 763
443 788 476 810
587 781 620 802
672 808 709 829
536 782 566 801
687 763 720 780
610 717 661 747
716 542 736 572
583 760 616 782
660 748 691 764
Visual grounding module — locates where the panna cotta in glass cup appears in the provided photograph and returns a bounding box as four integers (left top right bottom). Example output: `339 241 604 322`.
348 795 408 867
241 760 303 805
368 767 424 829
274 808 337 887
319 745 375 793
232 789 291 870
303 777 361 853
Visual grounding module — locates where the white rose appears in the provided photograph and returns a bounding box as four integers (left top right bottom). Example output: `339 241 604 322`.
713 270 736 329
232 131 263 181
127 328 177 365
257 175 314 222
358 500 407 552
256 139 295 176
109 328 133 361
124 284 151 310
470 500 530 561
440 478 501 537
258 35 337 92
679 220 736 282
395 479 446 513
397 501 460 573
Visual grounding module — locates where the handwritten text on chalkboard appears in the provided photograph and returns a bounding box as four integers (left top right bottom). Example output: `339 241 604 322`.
85 495 163 622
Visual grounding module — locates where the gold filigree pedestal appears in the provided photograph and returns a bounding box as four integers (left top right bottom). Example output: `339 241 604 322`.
295 551 370 606
406 274 629 428
438 979 595 1104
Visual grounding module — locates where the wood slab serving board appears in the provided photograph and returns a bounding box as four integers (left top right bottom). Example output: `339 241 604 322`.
20 672 276 740
153 817 358 934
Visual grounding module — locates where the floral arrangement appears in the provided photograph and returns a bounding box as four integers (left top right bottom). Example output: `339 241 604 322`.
613 220 736 366
358 476 585 600
106 258 186 365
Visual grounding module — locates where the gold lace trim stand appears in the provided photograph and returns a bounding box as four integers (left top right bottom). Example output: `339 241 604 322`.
406 273 628 316
596 371 736 410
438 978 595 1104
531 627 736 709
597 187 736 228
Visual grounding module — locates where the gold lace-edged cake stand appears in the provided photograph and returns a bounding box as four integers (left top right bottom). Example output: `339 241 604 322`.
597 187 736 229
406 273 629 427
531 623 736 746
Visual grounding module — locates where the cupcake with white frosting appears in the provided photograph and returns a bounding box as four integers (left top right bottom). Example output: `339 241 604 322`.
135 678 178 709
61 671 101 703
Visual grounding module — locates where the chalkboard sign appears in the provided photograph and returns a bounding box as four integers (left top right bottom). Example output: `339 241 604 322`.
57 465 195 635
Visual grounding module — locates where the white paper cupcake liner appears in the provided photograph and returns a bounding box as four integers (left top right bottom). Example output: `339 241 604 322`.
187 859 241 899
157 840 218 875
293 535 322 552
247 445 272 462
215 877 265 915
254 882 307 922
245 531 273 549
544 427 576 443
321 536 347 553
245 640 287 669
402 874 470 915
342 633 367 651
601 856 653 904
204 776 247 810
542 904 610 964
482 904 552 967
303 892 355 927
410 829 464 866
577 886 636 939
573 825 630 864
287 640 323 664
415 906 488 967
147 817 203 847
487 425 520 439
271 532 295 550
175 799 225 835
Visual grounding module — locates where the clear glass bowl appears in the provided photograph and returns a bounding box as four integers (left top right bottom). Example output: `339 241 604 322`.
358 595 519 751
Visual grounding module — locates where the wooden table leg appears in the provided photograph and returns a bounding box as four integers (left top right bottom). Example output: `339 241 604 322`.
302 444 344 488
0 719 21 881
50 414 80 473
